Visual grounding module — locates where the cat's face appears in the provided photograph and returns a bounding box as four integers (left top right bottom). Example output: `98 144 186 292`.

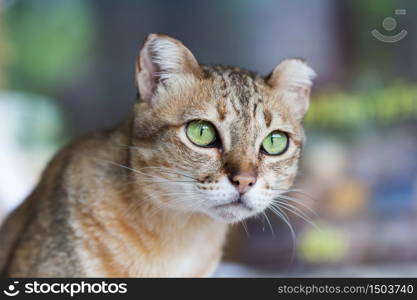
131 34 315 223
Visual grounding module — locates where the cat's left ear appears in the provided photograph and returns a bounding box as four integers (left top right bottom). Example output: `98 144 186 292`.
266 59 316 120
136 33 203 105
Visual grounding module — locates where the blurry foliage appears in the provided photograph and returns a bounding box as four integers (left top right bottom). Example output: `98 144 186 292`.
306 84 417 128
18 95 65 150
4 0 96 92
0 19 10 88
0 91 65 151
298 222 349 264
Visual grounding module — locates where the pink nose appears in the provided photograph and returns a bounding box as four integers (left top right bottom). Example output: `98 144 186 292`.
230 173 257 194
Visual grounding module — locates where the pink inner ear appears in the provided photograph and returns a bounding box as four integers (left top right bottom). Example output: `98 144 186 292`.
135 34 203 105
137 43 161 104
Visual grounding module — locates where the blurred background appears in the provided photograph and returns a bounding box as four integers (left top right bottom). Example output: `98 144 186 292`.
1 0 417 277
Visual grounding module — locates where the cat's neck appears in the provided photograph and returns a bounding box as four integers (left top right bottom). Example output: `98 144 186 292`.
87 186 227 277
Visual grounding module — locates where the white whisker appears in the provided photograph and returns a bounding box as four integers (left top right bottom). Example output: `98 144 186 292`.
268 205 296 248
274 195 318 217
241 220 249 237
261 211 274 235
273 200 320 231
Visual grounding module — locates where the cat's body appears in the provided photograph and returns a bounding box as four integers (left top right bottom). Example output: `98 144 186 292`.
0 34 314 277
0 124 226 277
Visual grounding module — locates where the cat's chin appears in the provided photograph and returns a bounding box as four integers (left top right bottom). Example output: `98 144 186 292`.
204 203 260 223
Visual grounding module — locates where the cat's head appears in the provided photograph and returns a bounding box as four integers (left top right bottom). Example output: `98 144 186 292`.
131 33 315 223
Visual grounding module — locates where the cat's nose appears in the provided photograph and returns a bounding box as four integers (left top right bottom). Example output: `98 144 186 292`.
230 173 257 194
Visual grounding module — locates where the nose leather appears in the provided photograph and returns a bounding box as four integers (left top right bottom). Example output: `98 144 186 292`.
230 173 257 194
223 151 258 194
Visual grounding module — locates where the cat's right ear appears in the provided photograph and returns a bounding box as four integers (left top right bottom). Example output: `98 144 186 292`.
135 33 202 105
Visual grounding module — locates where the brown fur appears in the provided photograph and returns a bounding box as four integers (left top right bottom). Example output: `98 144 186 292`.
0 34 314 277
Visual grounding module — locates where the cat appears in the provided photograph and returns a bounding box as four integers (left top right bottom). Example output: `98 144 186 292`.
0 33 315 277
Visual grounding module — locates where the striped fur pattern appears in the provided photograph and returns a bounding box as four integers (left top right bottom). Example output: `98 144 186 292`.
0 34 314 277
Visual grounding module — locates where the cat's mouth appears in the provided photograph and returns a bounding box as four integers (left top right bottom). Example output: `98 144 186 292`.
213 197 253 211
207 193 265 222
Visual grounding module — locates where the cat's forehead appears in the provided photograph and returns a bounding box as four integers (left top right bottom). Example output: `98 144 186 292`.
203 65 262 98
201 65 294 130
203 65 265 120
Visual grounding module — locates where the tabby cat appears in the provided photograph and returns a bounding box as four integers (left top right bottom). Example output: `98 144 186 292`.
0 33 315 277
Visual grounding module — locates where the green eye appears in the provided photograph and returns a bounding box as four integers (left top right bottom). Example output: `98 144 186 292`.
186 120 217 147
261 130 289 155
